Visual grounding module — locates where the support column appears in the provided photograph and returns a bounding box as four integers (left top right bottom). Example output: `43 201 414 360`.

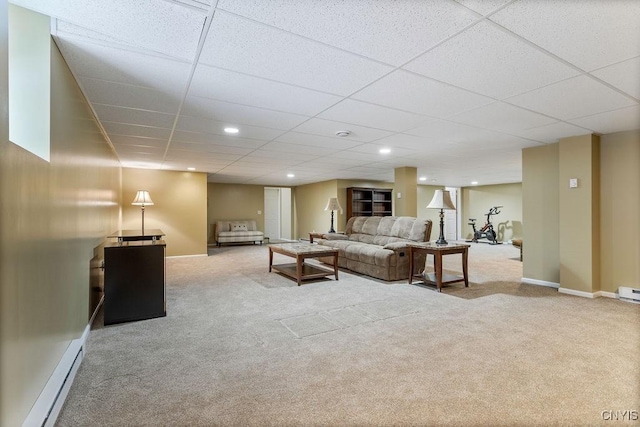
394 167 417 217
558 134 600 296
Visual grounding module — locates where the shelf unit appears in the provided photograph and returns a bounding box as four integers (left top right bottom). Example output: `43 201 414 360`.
346 187 393 219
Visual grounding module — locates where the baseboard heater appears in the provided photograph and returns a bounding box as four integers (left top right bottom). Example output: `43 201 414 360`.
618 287 640 303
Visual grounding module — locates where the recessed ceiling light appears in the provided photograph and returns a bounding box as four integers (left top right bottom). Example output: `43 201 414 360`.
379 148 391 154
287 173 295 178
187 167 196 171
471 181 478 185
430 179 437 182
335 130 351 137
419 177 427 181
224 127 239 134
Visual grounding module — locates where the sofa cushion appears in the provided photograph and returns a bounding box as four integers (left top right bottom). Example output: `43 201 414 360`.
390 217 428 241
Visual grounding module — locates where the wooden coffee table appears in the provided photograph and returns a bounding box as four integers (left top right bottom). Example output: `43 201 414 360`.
408 242 470 292
269 243 339 286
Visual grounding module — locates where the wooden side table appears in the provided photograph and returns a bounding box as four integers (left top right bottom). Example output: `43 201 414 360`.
309 232 325 244
408 243 470 292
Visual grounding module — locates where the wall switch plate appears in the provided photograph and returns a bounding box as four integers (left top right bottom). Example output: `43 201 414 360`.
569 178 578 188
397 192 401 198
257 210 262 215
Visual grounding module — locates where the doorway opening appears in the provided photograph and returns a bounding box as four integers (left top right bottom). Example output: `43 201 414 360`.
264 187 292 242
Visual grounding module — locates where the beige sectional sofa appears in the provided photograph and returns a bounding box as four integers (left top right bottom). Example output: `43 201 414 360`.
316 216 432 281
214 220 264 246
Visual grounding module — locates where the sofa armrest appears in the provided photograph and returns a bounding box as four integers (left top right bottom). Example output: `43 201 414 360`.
383 242 409 250
323 233 349 241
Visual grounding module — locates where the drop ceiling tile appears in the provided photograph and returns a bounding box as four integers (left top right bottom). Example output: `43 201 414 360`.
200 12 393 95
81 78 181 114
23 0 206 59
568 105 640 135
171 131 266 149
182 96 310 130
404 21 580 99
351 70 494 118
490 0 640 71
56 39 192 91
176 115 283 141
164 150 242 162
590 56 640 100
109 135 168 149
217 0 478 65
291 119 394 143
353 70 493 118
90 106 173 130
514 122 592 144
405 119 486 140
257 142 338 157
245 150 316 163
274 132 362 150
168 142 253 156
318 100 431 132
102 122 171 140
506 75 638 120
309 156 362 166
326 150 388 163
373 134 446 151
112 143 165 156
189 64 342 116
55 22 140 50
449 102 556 133
453 0 512 16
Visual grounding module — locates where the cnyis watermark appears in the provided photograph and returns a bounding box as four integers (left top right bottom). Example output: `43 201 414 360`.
601 410 638 421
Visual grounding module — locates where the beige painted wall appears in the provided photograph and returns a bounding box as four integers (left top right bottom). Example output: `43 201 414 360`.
522 143 560 283
394 167 417 217
207 183 265 242
461 183 523 242
0 35 121 426
122 168 207 256
599 130 639 292
559 134 600 293
417 184 444 228
294 179 337 239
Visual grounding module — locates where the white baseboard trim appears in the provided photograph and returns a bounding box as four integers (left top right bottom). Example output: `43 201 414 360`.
23 324 90 427
597 291 618 299
166 253 208 259
558 288 621 299
521 277 560 288
558 288 598 298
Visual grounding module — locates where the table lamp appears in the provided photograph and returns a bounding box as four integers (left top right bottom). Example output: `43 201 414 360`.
427 190 455 245
132 190 154 234
324 197 343 233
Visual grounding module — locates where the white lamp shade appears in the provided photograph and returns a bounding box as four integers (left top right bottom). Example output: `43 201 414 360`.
132 190 154 206
324 197 343 213
427 190 455 210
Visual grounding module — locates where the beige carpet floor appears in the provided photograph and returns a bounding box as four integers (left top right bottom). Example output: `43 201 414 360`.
56 242 640 426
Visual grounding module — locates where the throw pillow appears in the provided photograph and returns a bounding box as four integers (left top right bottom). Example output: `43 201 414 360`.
232 224 248 232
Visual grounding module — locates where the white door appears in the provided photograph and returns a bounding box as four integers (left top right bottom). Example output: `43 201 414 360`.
280 188 292 240
264 188 280 240
445 187 459 241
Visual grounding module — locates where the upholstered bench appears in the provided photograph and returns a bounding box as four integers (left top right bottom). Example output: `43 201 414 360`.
214 220 264 246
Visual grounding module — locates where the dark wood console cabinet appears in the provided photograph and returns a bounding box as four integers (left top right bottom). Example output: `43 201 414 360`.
104 239 166 325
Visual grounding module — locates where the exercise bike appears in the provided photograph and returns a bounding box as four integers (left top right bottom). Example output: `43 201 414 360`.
468 206 502 244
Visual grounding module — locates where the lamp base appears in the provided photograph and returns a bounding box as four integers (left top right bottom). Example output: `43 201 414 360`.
436 209 448 245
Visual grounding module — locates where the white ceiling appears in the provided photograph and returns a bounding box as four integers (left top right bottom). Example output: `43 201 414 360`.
12 0 640 187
